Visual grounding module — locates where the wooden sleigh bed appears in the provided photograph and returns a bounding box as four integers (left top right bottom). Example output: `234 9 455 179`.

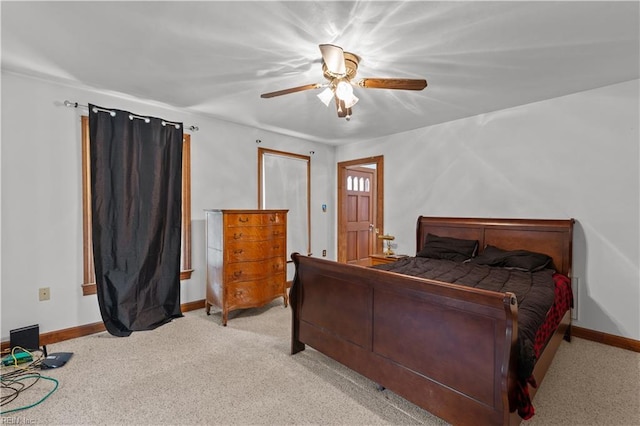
290 216 574 425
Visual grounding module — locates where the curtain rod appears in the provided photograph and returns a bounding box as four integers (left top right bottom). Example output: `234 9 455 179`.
64 100 199 132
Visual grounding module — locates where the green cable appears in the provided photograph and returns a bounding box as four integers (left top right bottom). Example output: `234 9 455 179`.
0 375 59 415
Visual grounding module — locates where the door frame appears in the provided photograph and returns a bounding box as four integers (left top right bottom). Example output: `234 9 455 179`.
337 155 384 263
257 147 311 257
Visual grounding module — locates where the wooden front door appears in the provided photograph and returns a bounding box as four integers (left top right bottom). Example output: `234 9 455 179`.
337 156 384 265
345 167 375 264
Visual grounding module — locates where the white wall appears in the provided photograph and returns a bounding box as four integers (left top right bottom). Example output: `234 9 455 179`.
0 71 336 339
2 71 638 343
337 80 640 341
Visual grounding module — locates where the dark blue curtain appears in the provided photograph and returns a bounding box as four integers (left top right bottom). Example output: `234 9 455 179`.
89 104 183 337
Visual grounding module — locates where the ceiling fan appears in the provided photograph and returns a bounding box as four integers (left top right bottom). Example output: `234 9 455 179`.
260 44 427 121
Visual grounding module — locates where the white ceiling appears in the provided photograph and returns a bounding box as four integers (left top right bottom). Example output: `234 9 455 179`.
2 1 638 145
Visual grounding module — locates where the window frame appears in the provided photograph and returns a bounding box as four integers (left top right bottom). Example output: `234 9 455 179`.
80 116 192 296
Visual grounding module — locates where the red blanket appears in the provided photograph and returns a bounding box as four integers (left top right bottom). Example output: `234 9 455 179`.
516 273 573 419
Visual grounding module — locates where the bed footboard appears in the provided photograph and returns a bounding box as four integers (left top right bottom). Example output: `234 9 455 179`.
290 253 519 426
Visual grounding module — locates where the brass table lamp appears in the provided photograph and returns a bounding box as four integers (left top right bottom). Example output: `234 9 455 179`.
378 234 395 255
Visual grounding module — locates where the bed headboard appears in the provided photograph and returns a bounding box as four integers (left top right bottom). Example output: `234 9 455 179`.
416 216 575 276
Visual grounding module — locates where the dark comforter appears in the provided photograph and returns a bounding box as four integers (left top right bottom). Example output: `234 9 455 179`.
372 256 556 379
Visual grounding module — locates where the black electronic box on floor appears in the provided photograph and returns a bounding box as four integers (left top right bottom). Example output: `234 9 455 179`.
41 352 73 369
10 324 40 352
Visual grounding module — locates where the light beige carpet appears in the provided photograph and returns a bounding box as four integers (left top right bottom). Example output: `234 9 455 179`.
1 301 639 425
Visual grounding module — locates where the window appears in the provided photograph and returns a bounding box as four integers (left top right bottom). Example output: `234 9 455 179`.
80 116 192 296
346 174 371 193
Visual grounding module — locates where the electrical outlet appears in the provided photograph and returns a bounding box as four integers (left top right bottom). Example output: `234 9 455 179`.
39 287 50 301
322 249 327 257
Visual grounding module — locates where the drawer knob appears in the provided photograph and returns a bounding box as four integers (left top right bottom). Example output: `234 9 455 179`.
269 216 276 222
234 249 244 254
233 270 243 278
273 245 280 250
238 217 249 223
233 232 243 239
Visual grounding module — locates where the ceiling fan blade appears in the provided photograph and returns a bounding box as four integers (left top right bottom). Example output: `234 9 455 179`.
260 83 322 98
319 44 346 77
357 78 427 91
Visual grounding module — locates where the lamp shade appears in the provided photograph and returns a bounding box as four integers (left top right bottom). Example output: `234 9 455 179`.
317 87 334 106
335 80 353 100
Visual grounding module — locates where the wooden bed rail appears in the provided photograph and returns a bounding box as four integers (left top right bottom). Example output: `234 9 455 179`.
290 253 519 425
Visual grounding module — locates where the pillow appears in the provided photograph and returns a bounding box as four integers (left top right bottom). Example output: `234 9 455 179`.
470 245 552 272
416 233 479 262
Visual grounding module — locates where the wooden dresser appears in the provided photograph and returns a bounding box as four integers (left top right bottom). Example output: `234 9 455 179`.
205 209 288 326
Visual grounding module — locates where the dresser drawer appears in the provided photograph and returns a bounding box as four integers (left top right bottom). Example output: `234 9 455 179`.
225 212 286 227
264 274 286 297
226 281 262 308
260 211 286 225
224 239 285 263
225 259 285 284
226 273 285 308
225 213 262 227
225 225 285 242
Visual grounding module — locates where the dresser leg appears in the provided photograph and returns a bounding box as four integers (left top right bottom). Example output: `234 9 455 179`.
222 310 228 327
205 302 211 315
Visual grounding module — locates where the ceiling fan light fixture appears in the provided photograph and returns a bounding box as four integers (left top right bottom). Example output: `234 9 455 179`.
260 43 427 121
335 80 353 101
317 87 334 106
344 94 358 109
